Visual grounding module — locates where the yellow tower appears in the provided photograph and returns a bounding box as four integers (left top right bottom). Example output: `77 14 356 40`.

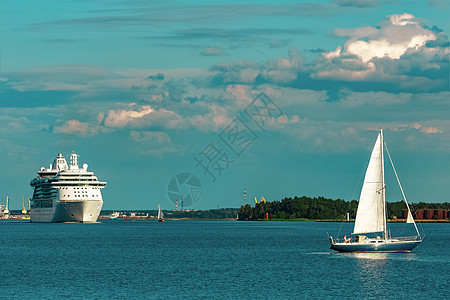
3 196 10 219
22 197 29 219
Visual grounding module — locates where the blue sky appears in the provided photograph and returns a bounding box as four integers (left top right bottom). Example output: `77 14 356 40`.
1 0 449 210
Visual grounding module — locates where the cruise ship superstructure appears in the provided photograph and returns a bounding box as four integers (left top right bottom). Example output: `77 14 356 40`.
30 152 106 223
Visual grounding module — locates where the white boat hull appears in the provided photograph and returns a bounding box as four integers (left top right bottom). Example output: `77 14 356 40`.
30 200 103 223
330 238 422 252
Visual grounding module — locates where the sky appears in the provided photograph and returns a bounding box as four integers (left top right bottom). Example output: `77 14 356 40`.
0 0 449 210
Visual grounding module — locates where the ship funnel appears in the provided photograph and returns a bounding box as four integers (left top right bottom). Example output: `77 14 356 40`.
52 153 68 171
69 151 79 169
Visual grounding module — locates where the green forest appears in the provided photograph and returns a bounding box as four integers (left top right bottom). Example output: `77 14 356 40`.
237 196 450 221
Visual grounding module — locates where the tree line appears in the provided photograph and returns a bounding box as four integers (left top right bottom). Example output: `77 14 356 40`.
237 196 450 221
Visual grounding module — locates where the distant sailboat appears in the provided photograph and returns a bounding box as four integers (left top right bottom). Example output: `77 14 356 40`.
157 204 165 222
329 129 423 252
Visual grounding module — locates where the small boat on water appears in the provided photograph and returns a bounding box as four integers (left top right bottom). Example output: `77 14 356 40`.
329 129 423 252
110 212 124 220
157 204 165 222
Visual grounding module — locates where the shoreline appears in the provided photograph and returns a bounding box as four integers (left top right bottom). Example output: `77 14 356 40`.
2 215 449 222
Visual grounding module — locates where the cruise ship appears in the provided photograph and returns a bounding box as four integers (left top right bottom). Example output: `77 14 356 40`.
30 152 106 222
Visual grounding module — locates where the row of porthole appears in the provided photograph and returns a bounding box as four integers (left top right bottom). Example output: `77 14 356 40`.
59 187 101 190
62 194 100 198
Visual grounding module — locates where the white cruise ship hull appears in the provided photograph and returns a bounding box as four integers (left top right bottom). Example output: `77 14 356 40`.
30 200 103 223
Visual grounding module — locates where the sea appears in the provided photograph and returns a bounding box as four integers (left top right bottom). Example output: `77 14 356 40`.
0 220 448 299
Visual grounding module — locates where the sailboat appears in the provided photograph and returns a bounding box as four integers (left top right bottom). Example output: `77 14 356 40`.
329 129 423 252
157 204 165 222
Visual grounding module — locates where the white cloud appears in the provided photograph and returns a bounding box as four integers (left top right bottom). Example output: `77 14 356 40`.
189 104 232 131
299 13 449 94
54 120 98 137
210 60 260 83
275 114 300 125
259 49 304 83
103 105 155 127
339 13 437 63
421 127 443 134
390 122 444 134
224 84 253 108
410 122 443 134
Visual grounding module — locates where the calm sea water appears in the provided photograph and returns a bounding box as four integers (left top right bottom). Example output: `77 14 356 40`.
0 221 448 299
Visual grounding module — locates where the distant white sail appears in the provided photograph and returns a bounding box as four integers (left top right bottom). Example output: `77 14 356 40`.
406 210 414 223
353 132 386 234
157 204 164 220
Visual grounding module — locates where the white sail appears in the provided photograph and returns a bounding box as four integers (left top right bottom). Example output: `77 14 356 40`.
353 132 386 234
406 210 414 223
157 204 164 220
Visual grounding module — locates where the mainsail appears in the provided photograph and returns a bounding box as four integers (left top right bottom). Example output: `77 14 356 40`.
353 131 386 235
158 204 164 220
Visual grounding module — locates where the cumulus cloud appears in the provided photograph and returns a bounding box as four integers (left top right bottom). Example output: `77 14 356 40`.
210 60 260 84
391 122 444 134
189 104 232 131
410 122 443 134
274 114 300 125
103 105 155 127
258 49 305 83
326 13 440 65
343 14 436 62
224 84 254 108
308 13 449 93
103 104 183 130
210 49 306 86
207 13 447 95
53 120 98 137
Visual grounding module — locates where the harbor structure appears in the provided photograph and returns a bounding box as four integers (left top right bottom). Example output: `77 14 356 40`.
404 209 449 220
3 196 10 219
21 197 28 219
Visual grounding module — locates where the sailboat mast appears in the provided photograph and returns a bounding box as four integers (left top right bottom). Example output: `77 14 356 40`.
384 140 421 237
381 129 388 240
